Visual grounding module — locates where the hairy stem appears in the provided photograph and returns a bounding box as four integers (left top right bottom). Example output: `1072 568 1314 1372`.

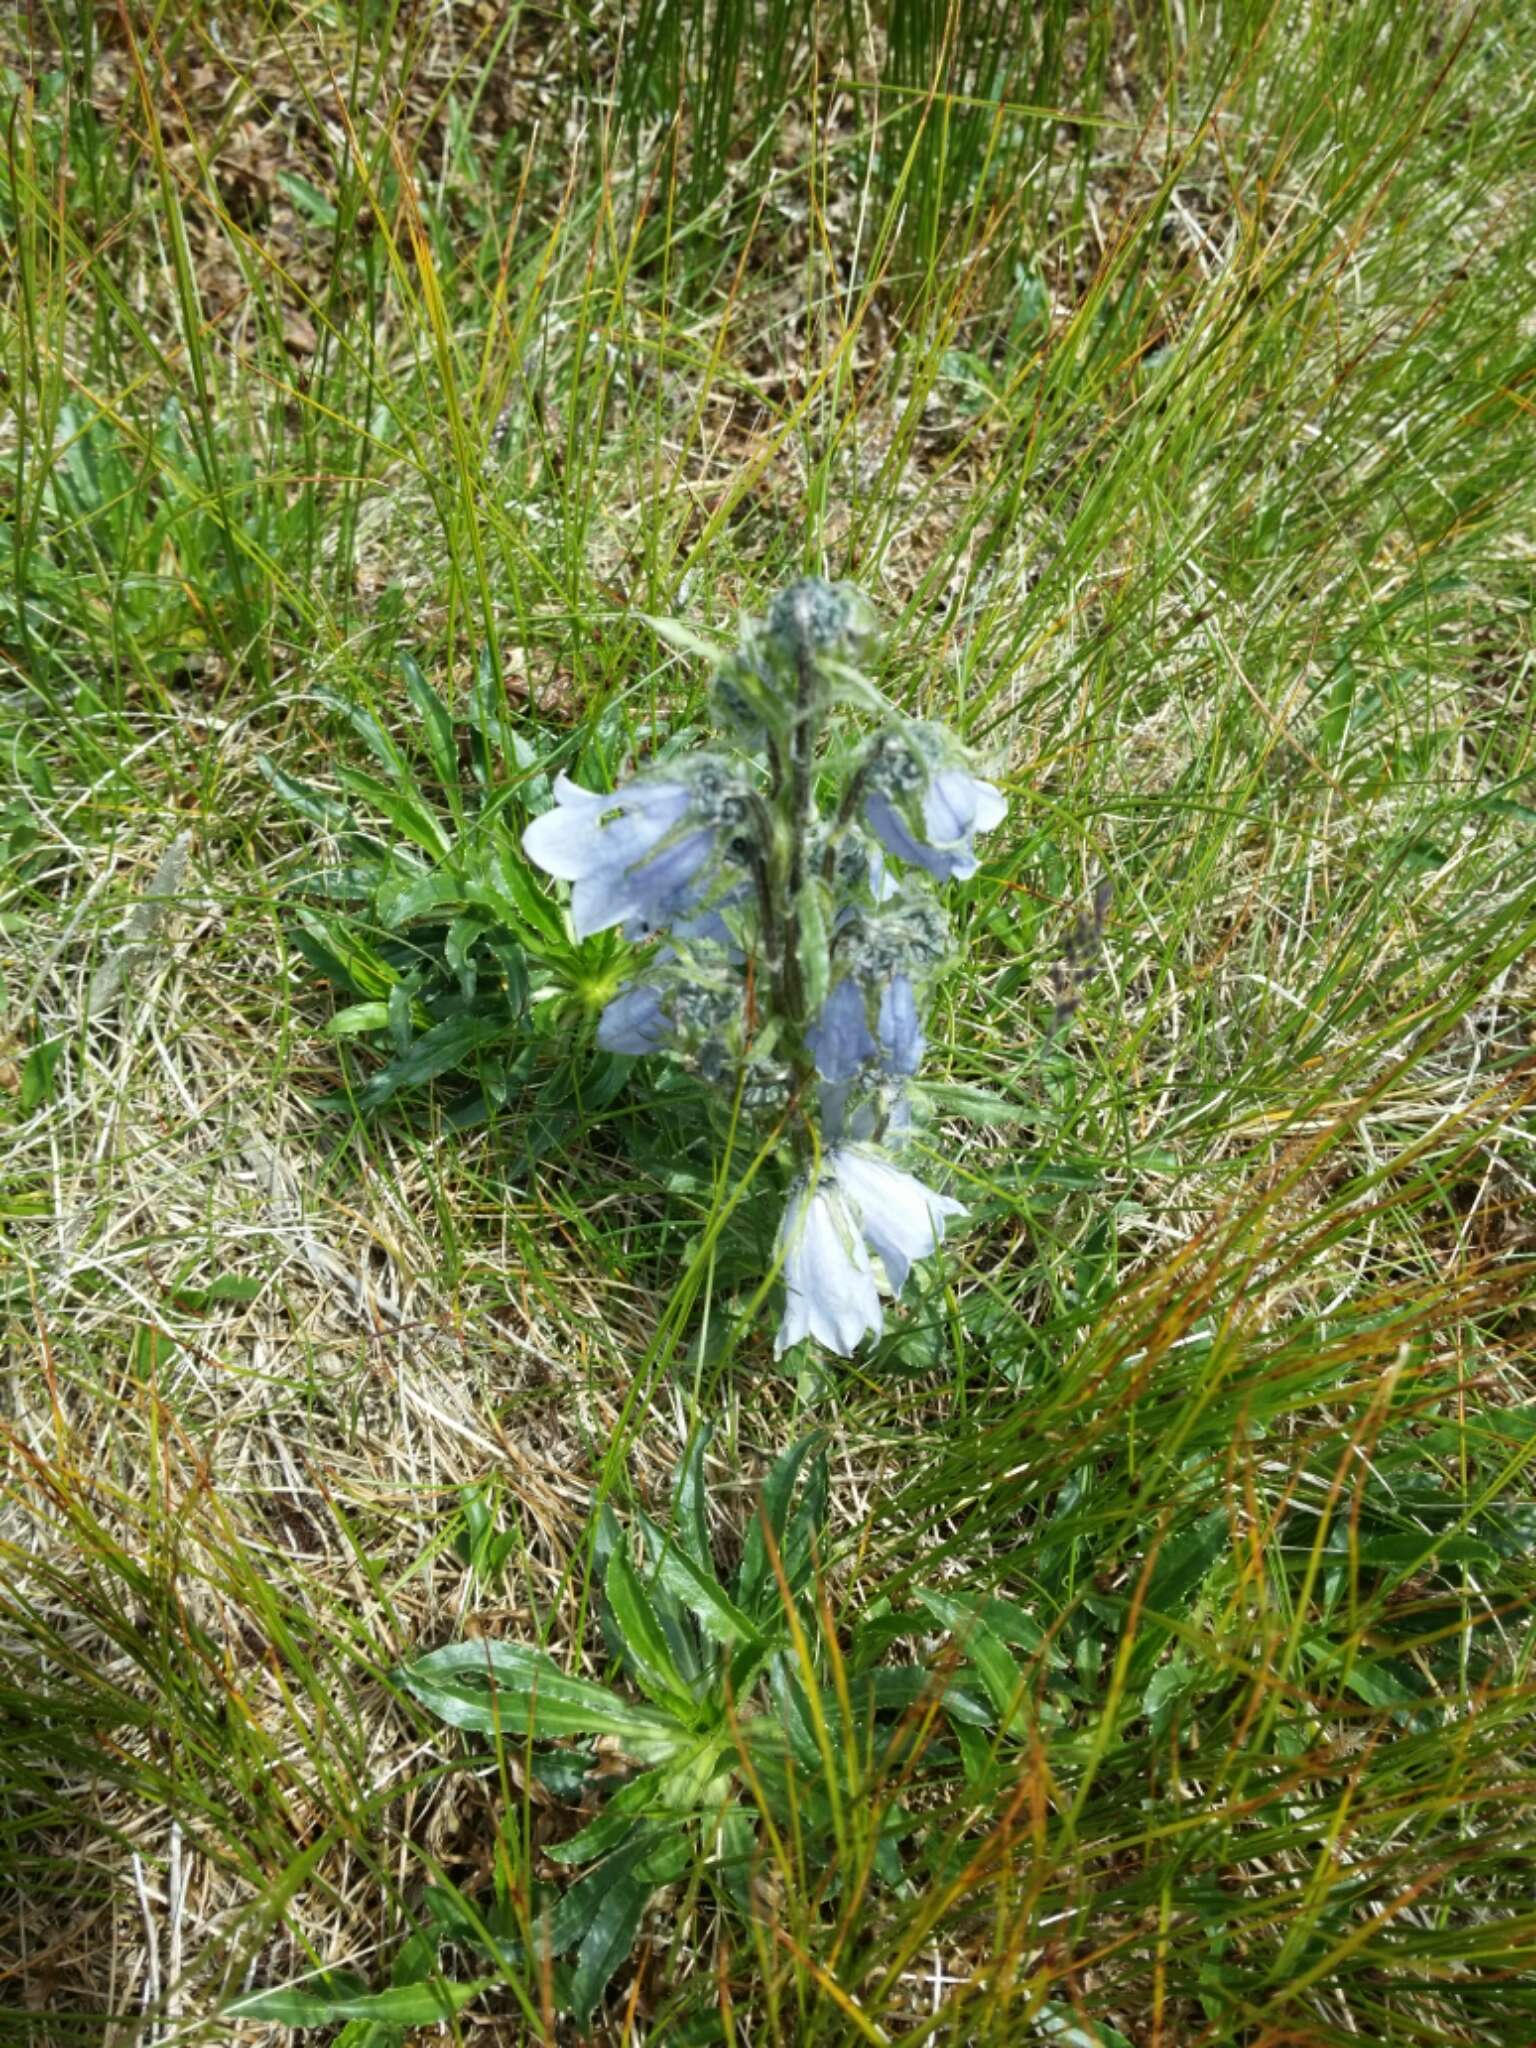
788 638 816 903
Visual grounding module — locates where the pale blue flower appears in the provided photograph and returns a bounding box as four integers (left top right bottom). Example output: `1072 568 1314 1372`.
882 1091 914 1144
522 773 718 940
806 978 876 1081
775 1145 966 1353
810 971 925 1084
597 982 670 1053
877 974 924 1074
774 1176 884 1356
865 768 1007 882
829 1144 965 1294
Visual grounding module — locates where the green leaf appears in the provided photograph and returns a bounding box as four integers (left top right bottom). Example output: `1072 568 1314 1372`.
546 1780 658 1867
953 1715 996 1791
913 1080 1033 1125
544 1826 690 2020
276 168 339 226
1143 1654 1198 1736
1354 1531 1498 1569
293 910 398 999
397 1641 685 1750
795 879 831 1018
975 1594 1061 1662
639 612 730 664
547 1738 729 1866
327 1001 392 1037
171 1273 264 1309
375 869 462 927
20 1037 65 1112
779 1444 829 1598
821 656 890 715
656 1542 764 1650
568 1835 685 2023
604 1549 695 1712
914 1590 1027 1733
1033 2004 1134 2048
938 347 998 412
331 2022 404 2048
1391 835 1449 875
1341 1659 1425 1710
859 1667 995 1728
1009 267 1050 338
400 653 461 798
337 767 451 861
1148 1512 1228 1606
765 1656 824 1770
357 1012 512 1110
737 1433 825 1616
1469 794 1536 824
257 755 352 831
1126 1512 1229 1681
454 1485 517 1583
316 689 408 774
672 1426 713 1572
714 1804 758 1913
227 1978 489 2025
486 834 570 947
628 1512 704 1681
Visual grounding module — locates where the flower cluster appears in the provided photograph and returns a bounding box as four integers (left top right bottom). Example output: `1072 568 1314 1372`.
522 579 1006 1356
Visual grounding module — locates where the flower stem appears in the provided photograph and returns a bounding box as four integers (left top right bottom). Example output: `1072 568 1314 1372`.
788 638 816 903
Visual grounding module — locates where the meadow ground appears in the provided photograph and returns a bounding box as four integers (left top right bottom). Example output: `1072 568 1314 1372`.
3 3 1536 2043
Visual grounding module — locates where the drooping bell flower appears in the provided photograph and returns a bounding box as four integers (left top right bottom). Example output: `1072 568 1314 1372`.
774 1145 965 1353
862 724 1007 884
774 1174 884 1357
522 770 726 940
829 1143 966 1293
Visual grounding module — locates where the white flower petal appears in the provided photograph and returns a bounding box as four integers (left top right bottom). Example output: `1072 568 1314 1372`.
925 769 1007 846
522 777 692 881
970 778 1008 834
774 1180 884 1357
830 1145 965 1296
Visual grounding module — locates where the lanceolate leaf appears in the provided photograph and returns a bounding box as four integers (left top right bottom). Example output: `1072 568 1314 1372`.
397 1641 684 1750
604 1548 697 1714
257 755 352 831
545 1827 691 2022
357 1013 513 1110
914 1589 1028 1734
337 766 451 861
228 1977 490 2025
737 1433 826 1617
672 1425 714 1573
399 653 460 801
656 1541 764 1650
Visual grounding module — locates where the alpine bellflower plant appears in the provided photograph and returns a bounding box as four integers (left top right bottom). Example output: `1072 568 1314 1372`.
522 580 1006 1357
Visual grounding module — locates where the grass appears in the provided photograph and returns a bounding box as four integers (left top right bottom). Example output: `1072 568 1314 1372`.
2 0 1535 2041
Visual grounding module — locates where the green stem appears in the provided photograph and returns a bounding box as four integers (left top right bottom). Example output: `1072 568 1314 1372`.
788 639 816 903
